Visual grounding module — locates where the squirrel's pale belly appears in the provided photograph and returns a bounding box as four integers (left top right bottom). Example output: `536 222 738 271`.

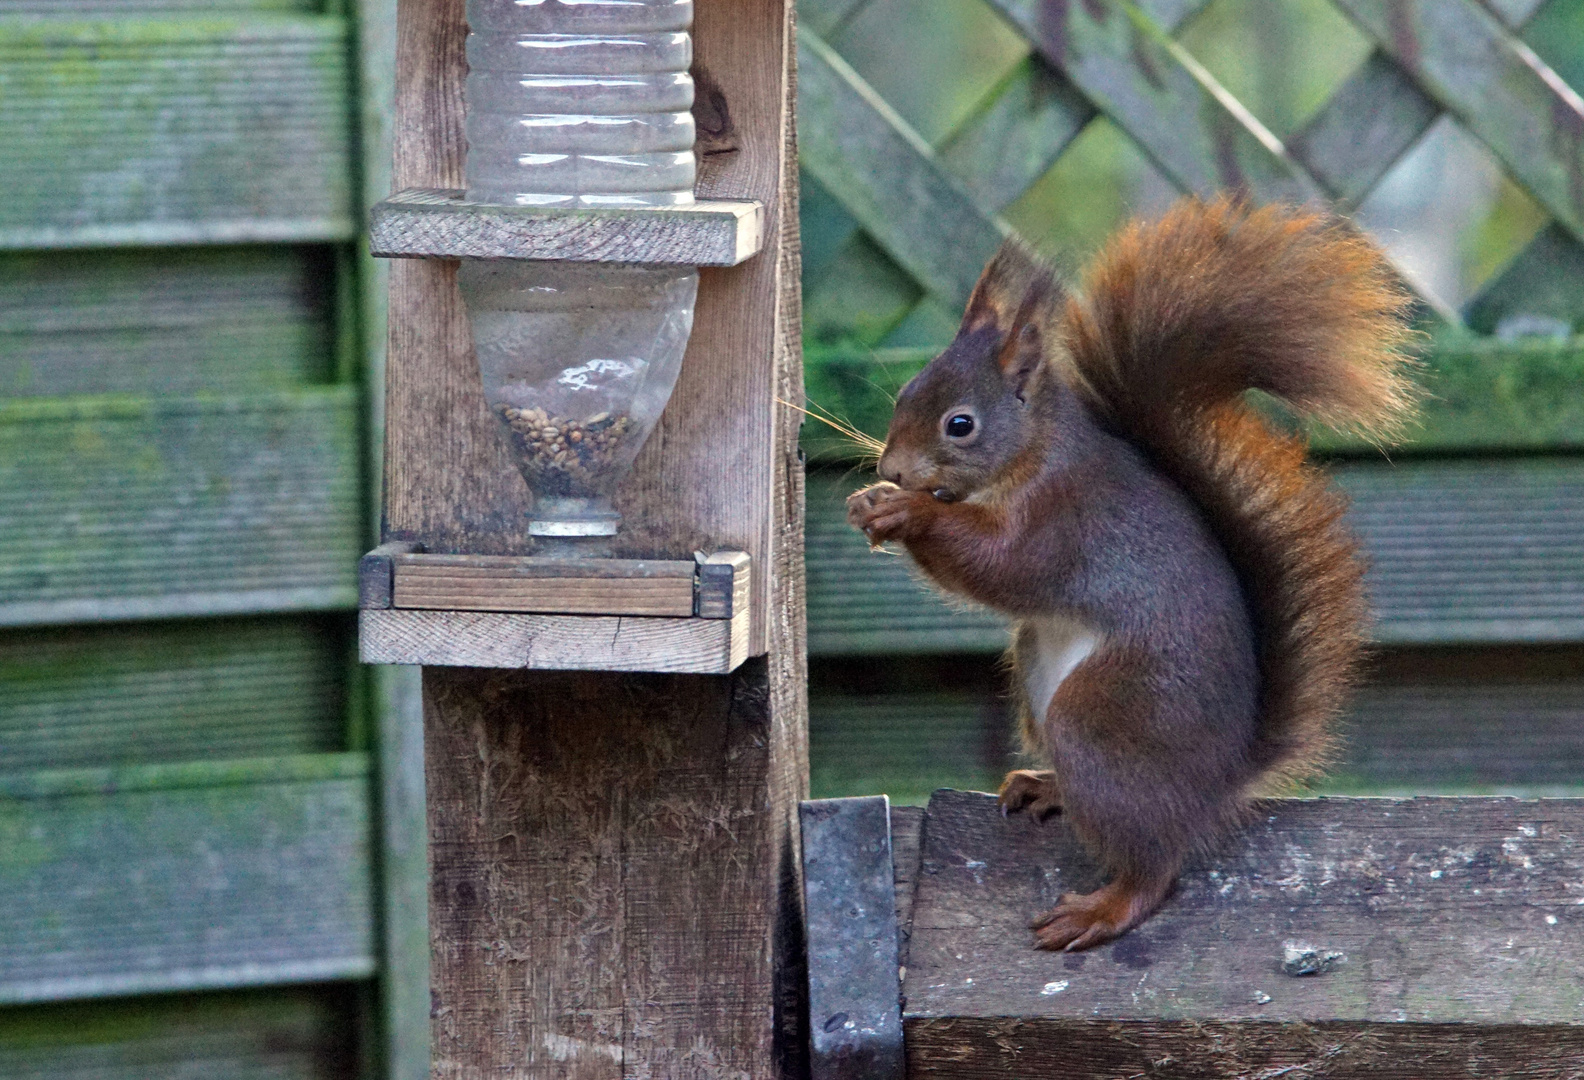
1024 613 1102 722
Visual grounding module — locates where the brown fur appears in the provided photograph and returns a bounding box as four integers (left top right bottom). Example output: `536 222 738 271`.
1062 196 1419 790
848 196 1418 950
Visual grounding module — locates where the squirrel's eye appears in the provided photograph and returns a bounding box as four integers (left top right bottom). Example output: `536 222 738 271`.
945 414 975 438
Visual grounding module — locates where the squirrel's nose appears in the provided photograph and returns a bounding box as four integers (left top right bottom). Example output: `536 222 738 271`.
876 451 904 485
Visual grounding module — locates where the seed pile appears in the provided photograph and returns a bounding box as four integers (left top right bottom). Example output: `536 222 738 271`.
497 404 633 496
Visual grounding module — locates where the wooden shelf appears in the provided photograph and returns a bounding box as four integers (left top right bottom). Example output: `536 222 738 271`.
368 188 764 265
358 546 752 672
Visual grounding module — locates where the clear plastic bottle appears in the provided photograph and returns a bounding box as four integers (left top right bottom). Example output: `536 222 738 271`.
459 0 700 551
463 0 696 206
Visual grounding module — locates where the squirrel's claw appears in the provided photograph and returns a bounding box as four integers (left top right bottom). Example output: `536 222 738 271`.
998 769 1062 822
1029 878 1172 952
845 482 917 545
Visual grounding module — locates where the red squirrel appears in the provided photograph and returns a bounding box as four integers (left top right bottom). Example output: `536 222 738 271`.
847 197 1418 951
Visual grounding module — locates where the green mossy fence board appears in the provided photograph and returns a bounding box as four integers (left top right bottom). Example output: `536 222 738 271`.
810 692 1007 803
0 753 374 1004
806 457 1584 654
0 389 362 625
0 616 349 773
0 247 334 397
0 16 354 248
805 338 1584 459
0 988 359 1080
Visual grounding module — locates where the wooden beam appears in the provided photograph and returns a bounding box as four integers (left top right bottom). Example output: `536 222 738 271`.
900 790 1584 1076
382 0 807 1073
359 607 751 673
370 188 764 265
390 554 701 617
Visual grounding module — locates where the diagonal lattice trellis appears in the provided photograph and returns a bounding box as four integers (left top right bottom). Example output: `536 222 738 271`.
797 0 1584 331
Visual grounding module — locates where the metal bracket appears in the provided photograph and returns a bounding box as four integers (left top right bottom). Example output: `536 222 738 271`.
801 795 905 1080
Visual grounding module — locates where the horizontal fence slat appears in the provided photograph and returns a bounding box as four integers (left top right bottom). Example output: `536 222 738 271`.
0 987 359 1080
0 616 348 773
0 753 375 1004
805 457 1584 654
0 390 362 626
797 26 1005 310
1332 0 1584 243
0 16 354 248
0 247 333 398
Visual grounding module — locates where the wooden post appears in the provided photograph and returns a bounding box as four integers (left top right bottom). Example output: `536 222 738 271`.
381 0 805 1075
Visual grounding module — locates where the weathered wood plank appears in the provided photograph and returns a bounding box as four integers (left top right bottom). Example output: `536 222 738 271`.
697 548 752 620
986 0 1318 204
0 247 333 398
370 188 764 265
0 617 349 773
0 753 375 1004
1333 0 1584 242
902 791 1584 1076
0 17 354 248
390 553 699 616
0 390 362 625
359 607 750 672
797 26 1006 310
0 988 360 1080
804 457 1584 654
394 0 810 1073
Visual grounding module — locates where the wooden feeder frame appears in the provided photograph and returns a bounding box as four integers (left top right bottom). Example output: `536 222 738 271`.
361 180 770 675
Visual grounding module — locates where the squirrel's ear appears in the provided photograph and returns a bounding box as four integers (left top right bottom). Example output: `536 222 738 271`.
999 321 1043 402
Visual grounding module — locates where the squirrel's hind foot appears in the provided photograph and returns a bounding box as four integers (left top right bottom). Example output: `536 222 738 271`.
1030 876 1173 952
998 770 1062 821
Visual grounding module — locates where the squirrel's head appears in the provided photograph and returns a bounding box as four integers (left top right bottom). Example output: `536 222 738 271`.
878 241 1068 501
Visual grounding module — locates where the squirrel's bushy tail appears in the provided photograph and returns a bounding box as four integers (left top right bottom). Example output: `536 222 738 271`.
1062 196 1419 789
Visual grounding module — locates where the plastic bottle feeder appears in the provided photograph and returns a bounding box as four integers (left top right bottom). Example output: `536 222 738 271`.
460 0 700 555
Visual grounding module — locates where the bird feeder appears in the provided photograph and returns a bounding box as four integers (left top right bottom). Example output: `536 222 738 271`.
359 0 770 674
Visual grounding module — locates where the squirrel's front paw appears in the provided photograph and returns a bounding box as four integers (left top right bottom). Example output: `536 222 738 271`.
846 482 921 545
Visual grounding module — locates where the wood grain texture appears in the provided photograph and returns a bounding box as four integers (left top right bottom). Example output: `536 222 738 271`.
0 390 362 626
698 549 752 619
0 247 334 398
0 754 375 1004
395 0 809 1071
360 607 750 673
0 16 354 248
425 659 807 1078
900 790 1584 1076
0 617 349 772
391 554 698 616
370 189 764 265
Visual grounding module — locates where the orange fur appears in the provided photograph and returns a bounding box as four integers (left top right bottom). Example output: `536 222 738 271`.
1062 196 1419 791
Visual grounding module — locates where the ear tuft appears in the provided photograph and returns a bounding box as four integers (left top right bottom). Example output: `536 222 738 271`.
962 238 1063 337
